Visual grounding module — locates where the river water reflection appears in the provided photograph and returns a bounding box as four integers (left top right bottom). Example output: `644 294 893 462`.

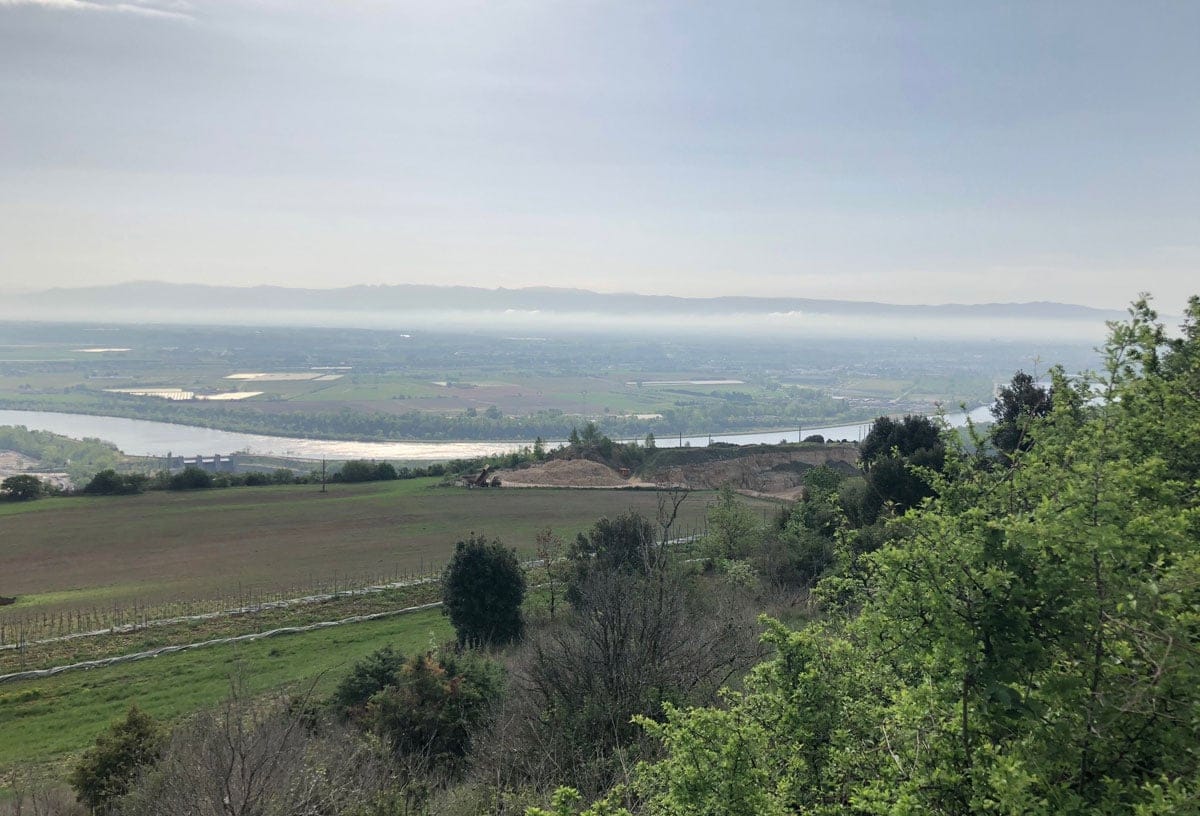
0 406 992 462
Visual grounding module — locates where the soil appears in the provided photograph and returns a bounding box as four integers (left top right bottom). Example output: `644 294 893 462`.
498 459 647 488
641 446 860 495
496 444 862 498
0 450 39 475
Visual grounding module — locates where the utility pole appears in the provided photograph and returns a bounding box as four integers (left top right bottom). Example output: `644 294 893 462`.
321 458 327 493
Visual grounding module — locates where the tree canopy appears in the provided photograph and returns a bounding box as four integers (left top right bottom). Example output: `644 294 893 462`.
442 533 527 647
1 474 43 501
857 413 945 520
990 369 1054 459
567 510 659 606
553 296 1200 815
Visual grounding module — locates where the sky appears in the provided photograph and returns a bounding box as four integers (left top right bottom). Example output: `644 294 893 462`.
0 0 1197 309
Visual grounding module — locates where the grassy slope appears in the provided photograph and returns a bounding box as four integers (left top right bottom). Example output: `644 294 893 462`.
0 478 758 782
0 608 451 777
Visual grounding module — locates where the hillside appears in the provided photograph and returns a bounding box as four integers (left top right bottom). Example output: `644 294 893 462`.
493 441 860 496
640 442 859 493
0 281 1126 326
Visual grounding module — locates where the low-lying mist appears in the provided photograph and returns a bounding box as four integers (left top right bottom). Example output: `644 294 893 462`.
0 304 1112 343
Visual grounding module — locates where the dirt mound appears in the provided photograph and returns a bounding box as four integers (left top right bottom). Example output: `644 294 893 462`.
499 459 632 488
642 445 859 493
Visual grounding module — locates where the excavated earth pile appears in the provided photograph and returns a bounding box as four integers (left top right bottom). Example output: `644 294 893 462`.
495 444 860 495
641 445 859 493
497 458 640 488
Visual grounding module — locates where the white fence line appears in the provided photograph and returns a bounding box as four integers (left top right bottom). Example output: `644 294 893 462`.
0 535 704 683
0 601 444 685
0 574 444 653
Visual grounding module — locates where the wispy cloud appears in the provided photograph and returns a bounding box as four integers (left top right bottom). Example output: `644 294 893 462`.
0 0 193 21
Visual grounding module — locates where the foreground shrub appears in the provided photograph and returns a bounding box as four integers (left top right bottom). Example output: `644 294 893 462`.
120 690 393 816
68 705 162 814
367 650 504 775
442 534 526 647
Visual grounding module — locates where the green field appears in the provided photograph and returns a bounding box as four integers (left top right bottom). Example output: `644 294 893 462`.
0 608 452 781
0 479 731 624
0 477 746 782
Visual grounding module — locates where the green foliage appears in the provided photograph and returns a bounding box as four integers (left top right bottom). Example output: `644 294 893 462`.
858 414 943 468
564 421 623 463
442 534 527 647
1 473 43 501
755 479 845 587
588 296 1200 815
989 370 1053 459
68 704 163 813
567 510 658 605
526 787 633 816
835 476 871 527
802 464 842 495
330 645 407 719
702 485 764 561
777 519 836 585
859 413 946 518
0 424 124 484
83 468 148 495
335 459 399 483
166 466 213 490
366 650 504 772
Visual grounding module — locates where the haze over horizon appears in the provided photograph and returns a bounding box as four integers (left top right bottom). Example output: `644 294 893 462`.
0 278 1140 310
1 1 1197 309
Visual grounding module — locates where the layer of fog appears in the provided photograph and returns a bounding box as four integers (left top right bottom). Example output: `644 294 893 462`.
0 305 1112 342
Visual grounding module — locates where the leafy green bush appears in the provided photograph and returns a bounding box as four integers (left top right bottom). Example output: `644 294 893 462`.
331 645 407 719
367 650 503 771
442 534 527 647
69 705 162 813
1 474 43 501
167 466 213 490
83 469 147 495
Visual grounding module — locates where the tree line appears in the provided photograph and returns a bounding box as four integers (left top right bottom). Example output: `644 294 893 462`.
0 383 871 445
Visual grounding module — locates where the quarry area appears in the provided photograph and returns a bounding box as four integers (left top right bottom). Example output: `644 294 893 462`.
492 441 859 499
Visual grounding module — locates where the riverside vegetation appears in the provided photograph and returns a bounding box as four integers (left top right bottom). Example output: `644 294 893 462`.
2 296 1197 815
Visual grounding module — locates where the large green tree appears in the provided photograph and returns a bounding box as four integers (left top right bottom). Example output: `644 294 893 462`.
989 369 1054 460
858 414 945 520
1 474 42 501
566 510 659 606
442 533 526 647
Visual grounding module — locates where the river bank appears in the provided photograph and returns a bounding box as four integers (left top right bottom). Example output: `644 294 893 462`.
0 406 992 463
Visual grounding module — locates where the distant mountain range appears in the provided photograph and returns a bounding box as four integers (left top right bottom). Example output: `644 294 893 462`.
5 281 1127 322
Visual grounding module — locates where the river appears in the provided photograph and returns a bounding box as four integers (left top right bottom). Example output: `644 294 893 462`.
0 406 994 462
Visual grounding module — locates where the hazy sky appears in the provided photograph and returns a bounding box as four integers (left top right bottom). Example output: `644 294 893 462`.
1 1 1197 308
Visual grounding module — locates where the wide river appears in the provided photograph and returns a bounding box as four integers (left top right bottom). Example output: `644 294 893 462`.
0 406 993 462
